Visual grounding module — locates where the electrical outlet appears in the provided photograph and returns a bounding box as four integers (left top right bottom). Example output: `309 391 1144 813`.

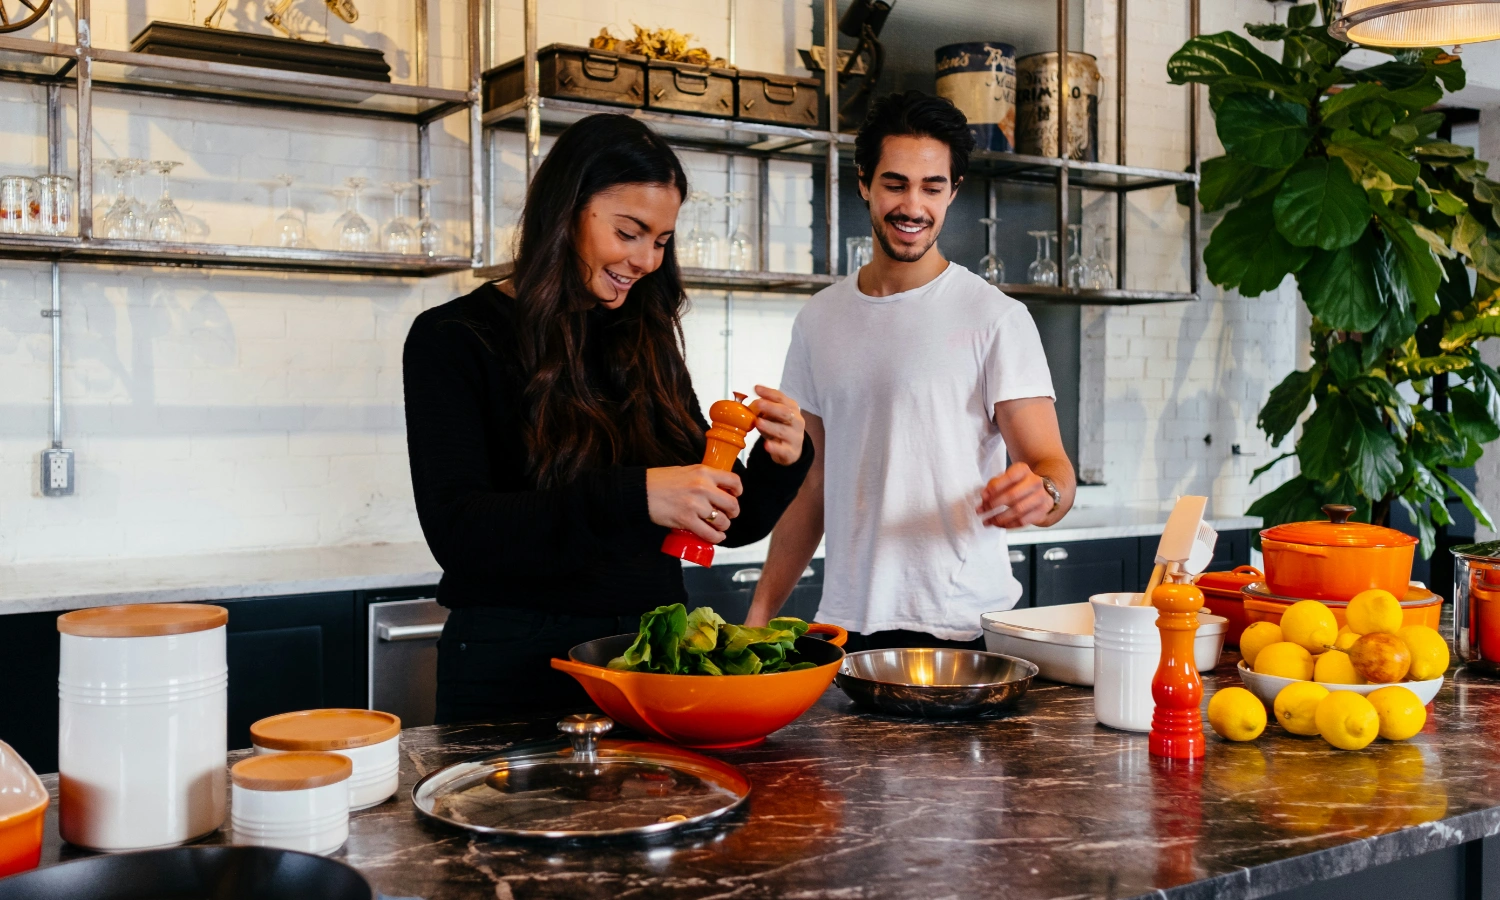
41 448 74 496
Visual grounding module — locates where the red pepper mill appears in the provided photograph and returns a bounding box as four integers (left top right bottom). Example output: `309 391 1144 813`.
661 392 757 567
1149 581 1207 759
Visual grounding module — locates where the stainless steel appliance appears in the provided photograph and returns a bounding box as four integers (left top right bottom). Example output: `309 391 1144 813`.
367 598 448 728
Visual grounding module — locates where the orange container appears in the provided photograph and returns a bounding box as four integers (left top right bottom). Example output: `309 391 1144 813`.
1240 582 1442 631
1193 566 1263 647
0 740 47 878
552 623 847 749
1260 504 1416 601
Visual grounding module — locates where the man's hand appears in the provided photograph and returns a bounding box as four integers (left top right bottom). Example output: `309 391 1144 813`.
977 462 1054 529
748 385 805 466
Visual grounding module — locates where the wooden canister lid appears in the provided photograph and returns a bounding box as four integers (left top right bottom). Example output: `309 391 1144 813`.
231 752 352 792
251 709 401 751
57 603 228 638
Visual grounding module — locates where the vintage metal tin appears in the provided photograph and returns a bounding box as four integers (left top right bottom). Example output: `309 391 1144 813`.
935 42 1016 152
1016 51 1101 161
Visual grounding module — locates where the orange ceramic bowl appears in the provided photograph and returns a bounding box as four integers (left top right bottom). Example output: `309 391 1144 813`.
1240 582 1442 632
552 623 847 749
0 740 47 878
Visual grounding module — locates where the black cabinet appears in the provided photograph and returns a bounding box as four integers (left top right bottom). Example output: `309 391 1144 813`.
221 593 357 750
1032 537 1141 607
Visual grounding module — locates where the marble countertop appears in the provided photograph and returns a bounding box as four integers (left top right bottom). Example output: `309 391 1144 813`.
31 654 1495 900
0 508 1261 615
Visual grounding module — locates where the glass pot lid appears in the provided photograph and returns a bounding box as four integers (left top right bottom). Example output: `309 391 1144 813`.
411 715 750 839
1260 504 1417 548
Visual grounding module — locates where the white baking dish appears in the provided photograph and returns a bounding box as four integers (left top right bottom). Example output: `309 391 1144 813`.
980 600 1227 686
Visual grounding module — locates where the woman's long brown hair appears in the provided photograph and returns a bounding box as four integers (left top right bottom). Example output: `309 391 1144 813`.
509 114 703 489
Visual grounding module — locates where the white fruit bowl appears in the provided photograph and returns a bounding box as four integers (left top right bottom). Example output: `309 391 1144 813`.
1235 661 1443 706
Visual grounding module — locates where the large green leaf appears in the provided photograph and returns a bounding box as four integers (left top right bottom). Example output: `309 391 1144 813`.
1218 95 1311 169
1298 394 1357 482
1346 410 1403 499
1274 158 1371 250
1326 131 1419 187
1199 156 1266 212
1168 31 1294 86
1297 233 1385 332
1204 194 1313 295
1259 368 1317 446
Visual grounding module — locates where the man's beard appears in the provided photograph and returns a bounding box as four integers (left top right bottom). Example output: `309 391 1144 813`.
870 209 939 263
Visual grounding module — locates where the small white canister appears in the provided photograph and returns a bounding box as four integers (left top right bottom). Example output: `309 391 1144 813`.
231 752 351 856
250 709 400 810
57 604 228 851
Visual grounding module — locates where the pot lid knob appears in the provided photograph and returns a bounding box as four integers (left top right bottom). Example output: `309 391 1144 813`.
558 714 613 762
1322 504 1355 524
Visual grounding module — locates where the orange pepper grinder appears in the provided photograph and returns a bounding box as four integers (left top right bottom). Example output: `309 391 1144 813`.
661 392 757 567
1148 581 1207 760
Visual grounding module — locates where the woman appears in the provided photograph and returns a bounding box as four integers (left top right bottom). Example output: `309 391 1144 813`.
403 114 813 724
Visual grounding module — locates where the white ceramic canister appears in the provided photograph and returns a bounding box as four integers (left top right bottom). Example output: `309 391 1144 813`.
250 709 400 810
1091 594 1160 732
57 604 228 850
231 751 352 856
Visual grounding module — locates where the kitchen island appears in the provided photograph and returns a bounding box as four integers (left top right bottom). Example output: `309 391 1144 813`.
29 657 1500 900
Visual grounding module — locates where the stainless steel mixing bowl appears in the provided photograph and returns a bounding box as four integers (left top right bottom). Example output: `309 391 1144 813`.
834 648 1038 718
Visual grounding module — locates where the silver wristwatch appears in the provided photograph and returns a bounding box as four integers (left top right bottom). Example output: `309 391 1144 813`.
1040 476 1062 515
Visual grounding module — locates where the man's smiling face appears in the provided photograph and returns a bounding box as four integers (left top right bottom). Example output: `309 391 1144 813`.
858 134 961 264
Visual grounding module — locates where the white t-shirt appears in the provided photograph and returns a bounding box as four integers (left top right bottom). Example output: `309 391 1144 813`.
779 262 1055 640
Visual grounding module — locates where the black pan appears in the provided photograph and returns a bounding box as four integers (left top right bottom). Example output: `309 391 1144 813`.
568 631 845 669
0 846 372 900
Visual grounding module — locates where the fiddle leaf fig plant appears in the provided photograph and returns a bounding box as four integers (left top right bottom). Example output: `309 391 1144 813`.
1168 1 1500 555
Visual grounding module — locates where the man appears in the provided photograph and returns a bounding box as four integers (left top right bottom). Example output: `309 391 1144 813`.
745 90 1076 650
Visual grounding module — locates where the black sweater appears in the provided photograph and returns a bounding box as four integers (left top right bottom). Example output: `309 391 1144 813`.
402 284 814 616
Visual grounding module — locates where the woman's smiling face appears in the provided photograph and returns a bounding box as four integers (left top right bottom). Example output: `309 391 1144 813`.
574 183 683 309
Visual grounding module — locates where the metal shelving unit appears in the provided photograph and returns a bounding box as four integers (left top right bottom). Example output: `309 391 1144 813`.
479 0 1200 304
0 0 485 277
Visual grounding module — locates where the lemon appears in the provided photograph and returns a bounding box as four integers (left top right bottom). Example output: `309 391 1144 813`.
1239 621 1284 669
1315 691 1380 750
1397 625 1450 681
1281 600 1339 652
1208 686 1267 741
1314 649 1366 685
1334 630 1360 652
1347 589 1403 635
1274 681 1330 735
1254 641 1314 681
1368 685 1427 741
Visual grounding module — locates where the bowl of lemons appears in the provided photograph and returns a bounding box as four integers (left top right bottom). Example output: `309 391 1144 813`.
1207 589 1448 751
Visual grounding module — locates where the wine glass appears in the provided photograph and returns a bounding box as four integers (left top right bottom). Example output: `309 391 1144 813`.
333 176 373 252
1065 224 1089 289
102 159 146 240
724 191 754 272
382 182 417 254
146 161 186 242
1026 230 1058 286
978 216 1005 285
1086 225 1114 290
413 177 445 258
270 174 312 249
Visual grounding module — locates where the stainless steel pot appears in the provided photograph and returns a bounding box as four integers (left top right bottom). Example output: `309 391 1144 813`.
834 648 1038 718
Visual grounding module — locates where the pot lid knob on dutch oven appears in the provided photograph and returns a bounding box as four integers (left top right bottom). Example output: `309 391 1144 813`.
558 714 612 762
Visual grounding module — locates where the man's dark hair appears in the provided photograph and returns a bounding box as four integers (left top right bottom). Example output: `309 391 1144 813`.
853 90 975 187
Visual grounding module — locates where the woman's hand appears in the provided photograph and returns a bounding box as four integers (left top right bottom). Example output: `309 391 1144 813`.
647 466 743 543
748 385 805 466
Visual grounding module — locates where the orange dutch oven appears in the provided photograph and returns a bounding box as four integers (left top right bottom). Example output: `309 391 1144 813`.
551 623 848 749
1260 504 1416 601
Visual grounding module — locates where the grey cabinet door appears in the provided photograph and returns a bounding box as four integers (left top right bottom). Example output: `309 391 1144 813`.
1033 537 1140 607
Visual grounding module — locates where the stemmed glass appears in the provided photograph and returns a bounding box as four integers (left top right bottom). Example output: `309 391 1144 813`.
332 177 373 252
146 161 186 242
724 191 754 272
1026 230 1058 286
1086 225 1114 290
382 182 417 254
978 216 1005 285
413 177 445 258
1065 224 1088 289
270 173 313 249
102 159 147 240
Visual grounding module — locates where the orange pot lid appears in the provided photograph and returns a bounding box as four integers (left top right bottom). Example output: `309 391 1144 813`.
58 603 227 638
251 709 400 751
1260 504 1416 549
1195 566 1264 592
232 752 352 792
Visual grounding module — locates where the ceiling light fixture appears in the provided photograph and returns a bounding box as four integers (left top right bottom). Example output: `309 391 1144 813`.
1331 0 1500 48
